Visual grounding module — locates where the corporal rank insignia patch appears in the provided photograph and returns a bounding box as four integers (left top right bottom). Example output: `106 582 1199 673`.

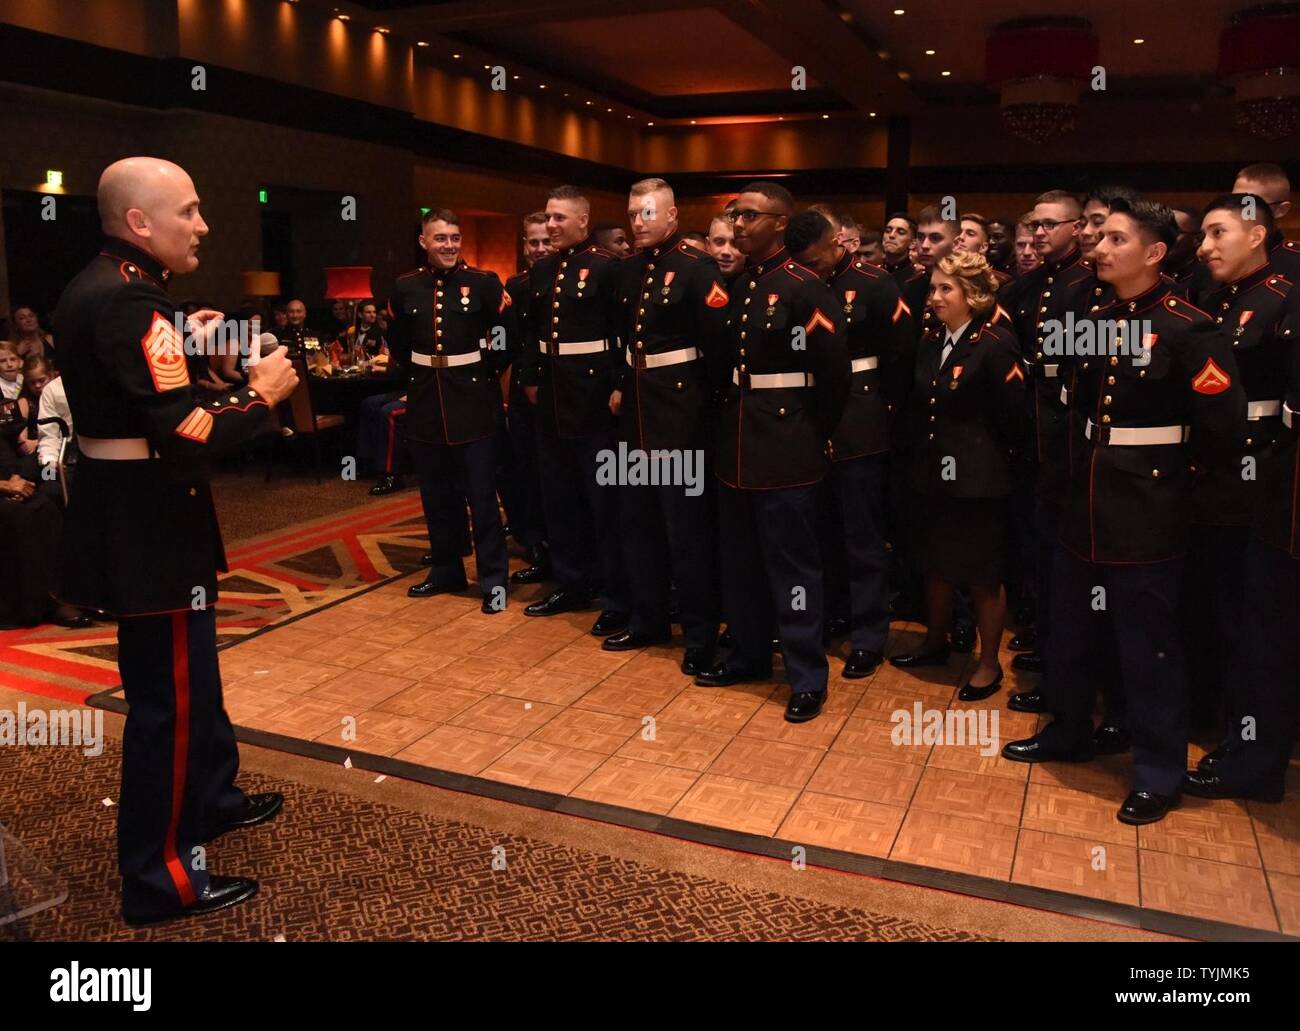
1191 357 1232 395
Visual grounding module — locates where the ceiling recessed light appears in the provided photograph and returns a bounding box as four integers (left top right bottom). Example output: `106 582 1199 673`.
690 120 697 125
606 107 613 112
647 121 654 126
376 26 389 34
1133 38 1145 44
585 100 592 105
512 75 520 80
941 70 951 77
869 111 877 117
563 93 570 97
893 7 905 14
336 12 349 20
539 83 546 89
822 113 830 119
925 49 935 56
483 64 490 70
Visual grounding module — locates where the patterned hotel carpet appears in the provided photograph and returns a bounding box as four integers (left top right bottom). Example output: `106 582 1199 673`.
0 487 429 705
0 729 1002 942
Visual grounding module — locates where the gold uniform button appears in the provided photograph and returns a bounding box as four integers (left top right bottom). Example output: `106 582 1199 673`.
647 263 656 271
551 332 558 340
1102 414 1112 424
435 317 442 324
1109 356 1119 366
638 308 645 315
1152 468 1161 477
248 390 257 397
643 292 650 300
560 262 568 270
928 433 935 441
739 363 747 372
739 348 746 356
436 303 442 310
1107 376 1116 385
740 331 747 339
1103 395 1112 405
636 342 643 350
229 396 239 404
435 345 443 352
778 407 786 416
748 281 757 289
189 488 198 497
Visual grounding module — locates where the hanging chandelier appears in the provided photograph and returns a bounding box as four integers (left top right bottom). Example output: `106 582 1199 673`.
985 19 1099 143
1218 5 1300 139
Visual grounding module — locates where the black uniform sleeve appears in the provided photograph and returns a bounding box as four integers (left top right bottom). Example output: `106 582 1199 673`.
94 281 273 464
691 257 734 399
1180 318 1247 467
385 281 413 374
799 279 850 438
481 272 513 376
984 326 1031 453
517 266 540 389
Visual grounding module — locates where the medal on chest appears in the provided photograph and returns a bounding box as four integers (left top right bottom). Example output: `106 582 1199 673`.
949 365 963 390
766 293 778 317
578 267 589 292
661 270 675 296
1235 310 1254 337
460 285 471 307
843 289 856 315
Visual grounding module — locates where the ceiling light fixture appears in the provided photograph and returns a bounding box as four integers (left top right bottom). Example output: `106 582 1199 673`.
941 70 951 76
925 49 935 55
893 8 905 14
1133 38 1145 44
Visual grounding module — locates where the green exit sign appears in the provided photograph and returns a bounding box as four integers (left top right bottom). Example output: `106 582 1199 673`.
420 206 430 217
258 188 268 204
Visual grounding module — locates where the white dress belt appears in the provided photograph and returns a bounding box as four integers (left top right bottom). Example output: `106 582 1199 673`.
1060 385 1071 406
79 436 156 460
410 350 481 368
1247 399 1282 420
1085 419 1189 446
1284 402 1296 429
851 356 879 373
625 346 700 369
1023 358 1059 378
540 339 608 356
732 369 815 389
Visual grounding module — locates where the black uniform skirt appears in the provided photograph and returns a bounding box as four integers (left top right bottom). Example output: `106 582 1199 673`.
912 493 1008 588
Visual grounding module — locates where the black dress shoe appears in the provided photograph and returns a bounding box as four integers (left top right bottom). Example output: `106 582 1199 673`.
49 604 93 629
1196 744 1239 774
509 562 551 584
481 596 506 615
1091 723 1131 755
1008 630 1037 652
590 610 629 637
785 691 825 723
823 616 850 642
369 474 404 496
1007 689 1046 713
420 552 434 566
408 577 467 598
694 662 772 687
680 647 714 677
842 649 884 679
205 792 284 842
601 628 668 651
524 588 589 617
957 667 1003 702
1011 651 1044 673
124 874 259 926
1002 734 1094 764
890 645 951 669
1182 770 1285 803
717 626 735 649
1118 790 1179 825
950 624 976 653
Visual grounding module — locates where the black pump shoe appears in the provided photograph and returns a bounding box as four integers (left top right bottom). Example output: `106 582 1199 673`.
957 667 1003 702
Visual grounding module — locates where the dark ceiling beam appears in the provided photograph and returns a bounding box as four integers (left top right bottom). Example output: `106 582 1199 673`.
382 0 706 34
719 0 923 117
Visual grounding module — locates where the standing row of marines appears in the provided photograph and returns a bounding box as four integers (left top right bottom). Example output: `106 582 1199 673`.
52 158 1298 924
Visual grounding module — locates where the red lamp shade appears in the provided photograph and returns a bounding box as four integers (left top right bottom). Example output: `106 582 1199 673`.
323 266 374 301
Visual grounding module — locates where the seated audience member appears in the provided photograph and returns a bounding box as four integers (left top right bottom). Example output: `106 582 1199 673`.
14 355 55 482
0 429 90 628
11 305 55 362
858 230 885 265
592 222 631 256
327 298 353 340
34 361 71 503
0 339 23 400
330 300 388 365
277 298 315 356
271 303 289 331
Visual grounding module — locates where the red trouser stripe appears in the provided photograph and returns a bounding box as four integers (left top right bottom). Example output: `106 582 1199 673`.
384 405 406 473
163 611 197 906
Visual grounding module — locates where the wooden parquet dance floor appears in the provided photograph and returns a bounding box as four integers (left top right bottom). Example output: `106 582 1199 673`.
92 558 1300 939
